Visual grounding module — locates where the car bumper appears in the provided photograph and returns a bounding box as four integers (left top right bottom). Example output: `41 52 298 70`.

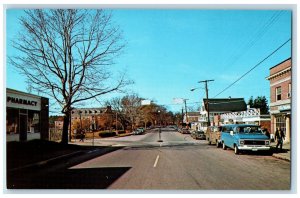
238 146 271 151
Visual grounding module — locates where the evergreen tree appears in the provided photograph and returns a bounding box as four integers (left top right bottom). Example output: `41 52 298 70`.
247 96 254 107
253 96 269 114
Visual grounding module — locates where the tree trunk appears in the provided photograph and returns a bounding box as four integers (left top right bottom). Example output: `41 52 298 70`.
61 112 70 144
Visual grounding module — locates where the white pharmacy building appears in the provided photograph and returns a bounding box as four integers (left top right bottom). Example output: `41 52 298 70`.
6 88 49 142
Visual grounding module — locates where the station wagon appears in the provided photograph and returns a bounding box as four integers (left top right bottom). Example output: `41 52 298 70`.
206 126 222 147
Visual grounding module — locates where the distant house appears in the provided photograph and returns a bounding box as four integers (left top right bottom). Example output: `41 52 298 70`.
183 112 201 130
54 120 64 130
199 98 247 130
266 58 291 142
71 106 113 120
71 106 114 131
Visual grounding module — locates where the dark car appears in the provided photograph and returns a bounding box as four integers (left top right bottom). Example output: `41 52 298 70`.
181 128 190 134
191 130 206 140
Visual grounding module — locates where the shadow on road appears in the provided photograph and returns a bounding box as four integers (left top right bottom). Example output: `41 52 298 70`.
123 143 201 151
7 167 131 189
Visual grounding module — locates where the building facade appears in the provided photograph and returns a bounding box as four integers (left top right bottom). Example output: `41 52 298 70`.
6 88 49 142
266 58 291 142
199 98 247 131
71 106 114 132
183 112 201 130
219 107 271 135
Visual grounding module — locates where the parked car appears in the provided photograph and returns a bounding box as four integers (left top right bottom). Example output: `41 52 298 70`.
191 130 206 140
167 125 178 131
190 129 196 136
181 128 190 134
220 124 271 155
138 127 145 132
133 128 144 135
206 126 223 147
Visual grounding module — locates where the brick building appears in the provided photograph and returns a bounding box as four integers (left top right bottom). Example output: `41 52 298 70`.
266 58 291 142
71 106 114 131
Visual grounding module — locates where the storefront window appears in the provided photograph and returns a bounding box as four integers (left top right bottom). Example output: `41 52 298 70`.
28 110 40 133
7 108 19 134
276 115 286 134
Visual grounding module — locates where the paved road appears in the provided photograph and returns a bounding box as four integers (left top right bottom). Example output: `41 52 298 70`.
71 128 291 190
7 128 291 190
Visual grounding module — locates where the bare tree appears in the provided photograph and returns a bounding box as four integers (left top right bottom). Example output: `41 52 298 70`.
104 97 129 130
120 94 143 130
9 9 131 144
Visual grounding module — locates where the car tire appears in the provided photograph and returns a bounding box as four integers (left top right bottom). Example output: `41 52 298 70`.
222 142 227 150
234 145 239 155
216 141 220 148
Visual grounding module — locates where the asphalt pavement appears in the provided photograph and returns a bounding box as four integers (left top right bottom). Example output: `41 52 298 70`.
6 128 292 190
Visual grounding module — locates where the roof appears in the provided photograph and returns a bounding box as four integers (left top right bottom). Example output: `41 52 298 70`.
203 98 247 112
186 112 200 116
71 106 113 115
7 88 46 99
222 124 259 127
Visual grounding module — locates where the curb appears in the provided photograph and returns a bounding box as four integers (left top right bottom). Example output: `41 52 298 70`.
272 153 290 162
114 133 132 138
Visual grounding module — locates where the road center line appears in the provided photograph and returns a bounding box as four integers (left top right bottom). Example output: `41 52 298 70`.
153 155 160 168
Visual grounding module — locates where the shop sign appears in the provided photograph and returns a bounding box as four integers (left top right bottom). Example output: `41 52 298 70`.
278 104 291 111
7 92 41 111
7 97 38 106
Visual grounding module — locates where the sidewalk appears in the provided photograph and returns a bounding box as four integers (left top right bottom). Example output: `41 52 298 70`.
271 141 291 162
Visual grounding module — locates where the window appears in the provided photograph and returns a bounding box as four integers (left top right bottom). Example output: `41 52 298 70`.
276 87 282 101
7 108 19 134
223 126 232 133
275 116 286 134
28 111 40 133
288 83 291 98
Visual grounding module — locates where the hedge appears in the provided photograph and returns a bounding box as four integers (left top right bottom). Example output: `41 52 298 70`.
98 131 117 138
117 130 126 135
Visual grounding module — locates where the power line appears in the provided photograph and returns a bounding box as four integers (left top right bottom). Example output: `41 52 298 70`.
220 11 284 75
213 38 291 98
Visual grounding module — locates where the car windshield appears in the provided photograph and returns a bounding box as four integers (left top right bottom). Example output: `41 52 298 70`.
235 126 263 134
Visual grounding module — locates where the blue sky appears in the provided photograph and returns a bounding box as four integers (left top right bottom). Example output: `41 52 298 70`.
6 9 292 113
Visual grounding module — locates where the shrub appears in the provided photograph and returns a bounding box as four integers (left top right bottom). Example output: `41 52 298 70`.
98 131 117 138
117 130 126 135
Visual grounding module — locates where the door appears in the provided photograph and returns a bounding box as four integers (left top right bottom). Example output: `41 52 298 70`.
19 114 27 141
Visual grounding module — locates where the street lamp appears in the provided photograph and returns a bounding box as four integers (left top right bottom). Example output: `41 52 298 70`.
190 87 205 92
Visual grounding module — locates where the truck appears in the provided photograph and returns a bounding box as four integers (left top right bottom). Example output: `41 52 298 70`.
220 124 271 155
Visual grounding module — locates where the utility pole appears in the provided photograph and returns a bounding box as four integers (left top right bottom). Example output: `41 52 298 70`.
198 80 214 127
181 107 184 128
184 99 188 125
